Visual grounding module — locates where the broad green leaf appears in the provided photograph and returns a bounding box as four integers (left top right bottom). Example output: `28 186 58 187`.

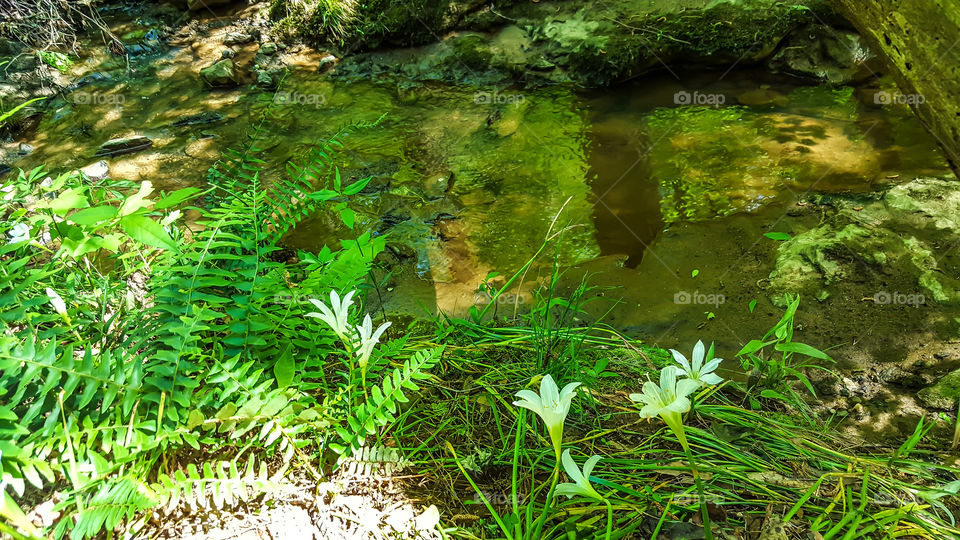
343 176 372 196
775 341 832 361
340 208 355 229
120 214 178 251
44 187 89 215
119 181 154 216
764 232 791 241
737 339 774 357
274 351 295 389
187 410 204 430
67 205 117 226
155 187 202 210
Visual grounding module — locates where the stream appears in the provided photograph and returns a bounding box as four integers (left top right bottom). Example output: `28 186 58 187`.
3 5 957 441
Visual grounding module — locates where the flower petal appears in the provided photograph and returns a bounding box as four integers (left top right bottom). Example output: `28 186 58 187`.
660 366 678 393
702 358 722 374
701 373 724 385
559 382 582 402
540 375 560 408
561 449 585 484
670 349 691 372
664 395 691 414
692 340 705 371
676 378 701 398
582 454 602 480
555 483 583 499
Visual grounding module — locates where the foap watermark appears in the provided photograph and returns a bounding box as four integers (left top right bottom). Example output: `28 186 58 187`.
874 91 925 105
73 92 125 106
475 291 527 305
671 493 725 506
471 490 527 506
872 291 925 307
674 290 725 307
474 91 525 107
274 91 327 108
674 90 726 106
272 293 314 306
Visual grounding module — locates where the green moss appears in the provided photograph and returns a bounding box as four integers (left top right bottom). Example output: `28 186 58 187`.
449 34 493 69
269 0 452 49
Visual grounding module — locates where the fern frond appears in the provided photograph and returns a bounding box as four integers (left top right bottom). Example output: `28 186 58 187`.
333 346 443 457
154 456 281 514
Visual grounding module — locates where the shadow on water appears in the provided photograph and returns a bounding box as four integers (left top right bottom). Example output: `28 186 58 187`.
585 118 662 268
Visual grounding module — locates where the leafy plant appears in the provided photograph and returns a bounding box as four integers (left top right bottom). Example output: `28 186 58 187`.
37 50 72 73
735 295 835 416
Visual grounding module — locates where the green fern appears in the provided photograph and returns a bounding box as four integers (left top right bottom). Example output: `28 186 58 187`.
333 346 444 457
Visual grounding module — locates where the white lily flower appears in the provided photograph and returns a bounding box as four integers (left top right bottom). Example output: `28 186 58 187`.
45 287 70 324
556 449 604 501
630 366 699 448
7 223 30 244
161 209 181 227
354 314 391 368
307 290 356 341
513 374 581 459
671 340 723 387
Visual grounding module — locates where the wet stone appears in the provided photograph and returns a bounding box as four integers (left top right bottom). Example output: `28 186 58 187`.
222 31 253 45
172 111 224 127
200 59 239 87
95 136 153 157
79 160 110 181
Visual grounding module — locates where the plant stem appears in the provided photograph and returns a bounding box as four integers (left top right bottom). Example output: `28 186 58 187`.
604 498 613 540
680 436 712 540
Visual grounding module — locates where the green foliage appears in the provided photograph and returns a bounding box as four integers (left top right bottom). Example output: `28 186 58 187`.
334 346 444 455
735 295 836 417
0 104 438 537
0 97 44 128
37 51 72 73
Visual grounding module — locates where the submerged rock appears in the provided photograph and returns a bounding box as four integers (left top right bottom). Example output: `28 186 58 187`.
222 31 253 45
95 136 153 157
172 111 224 127
200 59 240 87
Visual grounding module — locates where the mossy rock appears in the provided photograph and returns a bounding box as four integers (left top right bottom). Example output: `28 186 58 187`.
918 369 960 410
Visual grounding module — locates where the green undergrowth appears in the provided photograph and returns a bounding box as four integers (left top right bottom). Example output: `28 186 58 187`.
402 319 960 539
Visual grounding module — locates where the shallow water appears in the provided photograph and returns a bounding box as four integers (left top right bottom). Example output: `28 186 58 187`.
3 13 955 426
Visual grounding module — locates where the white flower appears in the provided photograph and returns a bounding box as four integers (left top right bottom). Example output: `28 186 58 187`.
45 287 70 324
161 209 181 227
671 340 723 387
556 449 604 501
513 374 581 458
307 290 356 341
353 314 391 368
7 223 30 244
630 366 699 420
630 366 699 449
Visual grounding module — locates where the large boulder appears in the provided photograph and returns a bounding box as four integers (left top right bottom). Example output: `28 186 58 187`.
769 24 878 84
